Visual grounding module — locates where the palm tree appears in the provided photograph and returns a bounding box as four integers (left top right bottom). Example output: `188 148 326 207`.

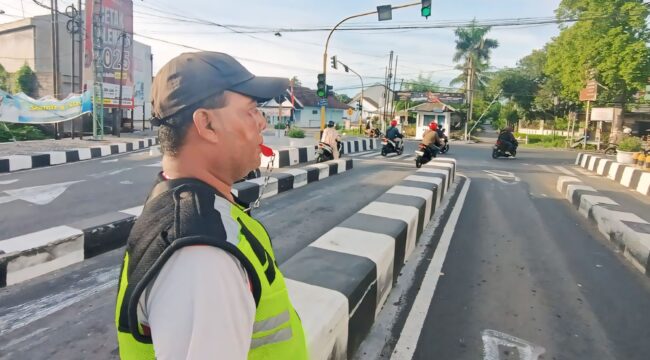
451 20 498 139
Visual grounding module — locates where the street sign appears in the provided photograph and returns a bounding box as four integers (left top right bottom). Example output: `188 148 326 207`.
347 108 354 116
318 98 328 107
580 80 598 101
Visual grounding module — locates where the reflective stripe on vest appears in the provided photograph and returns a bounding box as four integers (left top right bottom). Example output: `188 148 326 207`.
115 196 308 360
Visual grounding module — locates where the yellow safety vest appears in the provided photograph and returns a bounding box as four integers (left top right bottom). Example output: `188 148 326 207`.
114 178 308 359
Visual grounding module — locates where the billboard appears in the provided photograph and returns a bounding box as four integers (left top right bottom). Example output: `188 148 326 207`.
0 90 92 124
395 91 465 104
84 0 134 108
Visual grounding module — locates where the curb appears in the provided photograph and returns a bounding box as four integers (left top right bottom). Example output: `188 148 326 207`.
281 157 456 360
0 158 354 288
557 176 650 276
260 138 377 168
575 153 650 196
0 137 159 173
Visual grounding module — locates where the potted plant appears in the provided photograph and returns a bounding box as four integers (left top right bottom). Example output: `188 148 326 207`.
616 136 643 164
274 123 286 137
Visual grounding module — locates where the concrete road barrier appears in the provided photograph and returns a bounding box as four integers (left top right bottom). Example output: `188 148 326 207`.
260 138 377 169
0 137 159 173
556 176 650 276
576 153 649 196
280 158 456 360
0 159 354 288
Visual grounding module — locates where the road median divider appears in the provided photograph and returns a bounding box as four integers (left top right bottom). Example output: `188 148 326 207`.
0 158 354 288
260 138 377 168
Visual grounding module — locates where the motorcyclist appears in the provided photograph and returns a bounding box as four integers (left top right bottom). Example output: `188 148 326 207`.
498 126 518 155
422 122 442 156
386 120 404 150
321 120 341 159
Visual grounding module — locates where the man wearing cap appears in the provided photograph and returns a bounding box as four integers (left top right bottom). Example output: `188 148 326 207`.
114 52 308 360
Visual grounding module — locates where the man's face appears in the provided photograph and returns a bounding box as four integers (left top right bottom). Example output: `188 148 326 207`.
204 91 267 181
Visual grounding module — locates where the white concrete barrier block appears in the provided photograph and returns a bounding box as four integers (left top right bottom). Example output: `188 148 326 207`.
260 150 281 169
575 153 583 166
288 148 300 166
360 202 419 259
248 177 278 198
636 172 650 196
588 156 599 171
404 175 444 208
38 151 67 165
75 148 91 160
565 184 596 202
98 145 112 157
149 145 161 156
310 163 330 180
278 169 308 188
556 176 581 194
596 159 611 175
580 154 590 168
578 195 618 218
120 205 144 217
620 166 637 188
333 159 348 173
608 162 622 181
310 227 395 315
4 155 31 171
388 185 435 224
117 143 127 153
285 279 348 360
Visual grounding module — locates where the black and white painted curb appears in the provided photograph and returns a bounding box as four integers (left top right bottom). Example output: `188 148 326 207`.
557 176 650 276
260 138 377 168
0 137 159 173
0 158 354 288
575 153 650 196
281 158 456 359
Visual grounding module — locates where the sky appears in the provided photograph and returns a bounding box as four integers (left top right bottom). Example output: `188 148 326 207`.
1 0 562 96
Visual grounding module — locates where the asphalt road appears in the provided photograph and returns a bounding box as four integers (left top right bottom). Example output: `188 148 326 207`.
0 141 422 360
389 143 650 360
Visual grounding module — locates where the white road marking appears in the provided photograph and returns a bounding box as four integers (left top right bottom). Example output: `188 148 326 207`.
87 167 133 178
346 151 373 157
482 329 546 360
573 167 599 177
0 180 84 205
553 166 575 176
0 179 19 185
0 267 118 337
393 153 412 160
537 165 553 172
120 180 134 185
360 151 379 157
483 170 520 184
0 327 50 352
390 177 471 360
100 159 119 163
144 161 162 167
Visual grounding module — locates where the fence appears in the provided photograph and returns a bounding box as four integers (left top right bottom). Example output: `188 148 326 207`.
518 128 581 137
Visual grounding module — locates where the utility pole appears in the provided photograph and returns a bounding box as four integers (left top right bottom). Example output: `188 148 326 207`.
319 2 420 135
115 32 127 137
78 0 82 93
383 50 394 133
391 55 399 121
65 4 81 138
92 0 104 140
464 56 474 142
50 0 61 139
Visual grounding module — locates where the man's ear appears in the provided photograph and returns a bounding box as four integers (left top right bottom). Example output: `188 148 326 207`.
193 109 219 144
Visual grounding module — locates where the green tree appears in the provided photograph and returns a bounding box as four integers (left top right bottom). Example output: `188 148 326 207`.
290 76 302 87
451 19 499 135
334 93 351 104
14 63 36 97
0 63 9 92
404 74 440 92
498 102 520 129
546 0 650 104
488 68 537 116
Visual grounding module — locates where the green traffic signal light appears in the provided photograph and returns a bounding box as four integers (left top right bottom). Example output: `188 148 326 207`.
421 7 431 17
317 89 326 97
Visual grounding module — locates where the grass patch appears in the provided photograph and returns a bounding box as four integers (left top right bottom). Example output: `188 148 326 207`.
287 127 305 138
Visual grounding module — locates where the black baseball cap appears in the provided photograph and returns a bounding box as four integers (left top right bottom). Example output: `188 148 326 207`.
150 51 289 126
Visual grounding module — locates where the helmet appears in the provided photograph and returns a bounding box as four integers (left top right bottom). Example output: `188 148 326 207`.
390 120 398 127
327 121 335 128
429 122 438 131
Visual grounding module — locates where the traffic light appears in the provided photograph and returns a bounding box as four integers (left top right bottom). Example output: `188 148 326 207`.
343 65 349 73
421 0 431 18
357 102 362 111
317 73 326 98
330 55 337 70
327 85 334 97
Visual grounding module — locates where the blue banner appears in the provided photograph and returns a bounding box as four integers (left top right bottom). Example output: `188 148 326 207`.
0 90 93 124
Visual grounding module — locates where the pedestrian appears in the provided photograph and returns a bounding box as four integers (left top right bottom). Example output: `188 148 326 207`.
114 52 308 360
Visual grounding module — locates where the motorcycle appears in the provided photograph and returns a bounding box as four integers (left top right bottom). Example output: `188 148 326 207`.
437 129 450 154
415 143 437 168
381 137 404 156
369 128 384 138
316 141 343 162
492 140 518 159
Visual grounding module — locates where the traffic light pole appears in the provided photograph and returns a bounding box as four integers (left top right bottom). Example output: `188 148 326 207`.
320 2 420 134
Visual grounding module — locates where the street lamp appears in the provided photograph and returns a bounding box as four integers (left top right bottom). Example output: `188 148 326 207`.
333 58 364 132
319 2 421 134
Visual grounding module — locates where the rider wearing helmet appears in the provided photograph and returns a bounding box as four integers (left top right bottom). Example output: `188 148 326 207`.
386 119 404 147
321 120 341 159
422 122 442 155
498 126 518 156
